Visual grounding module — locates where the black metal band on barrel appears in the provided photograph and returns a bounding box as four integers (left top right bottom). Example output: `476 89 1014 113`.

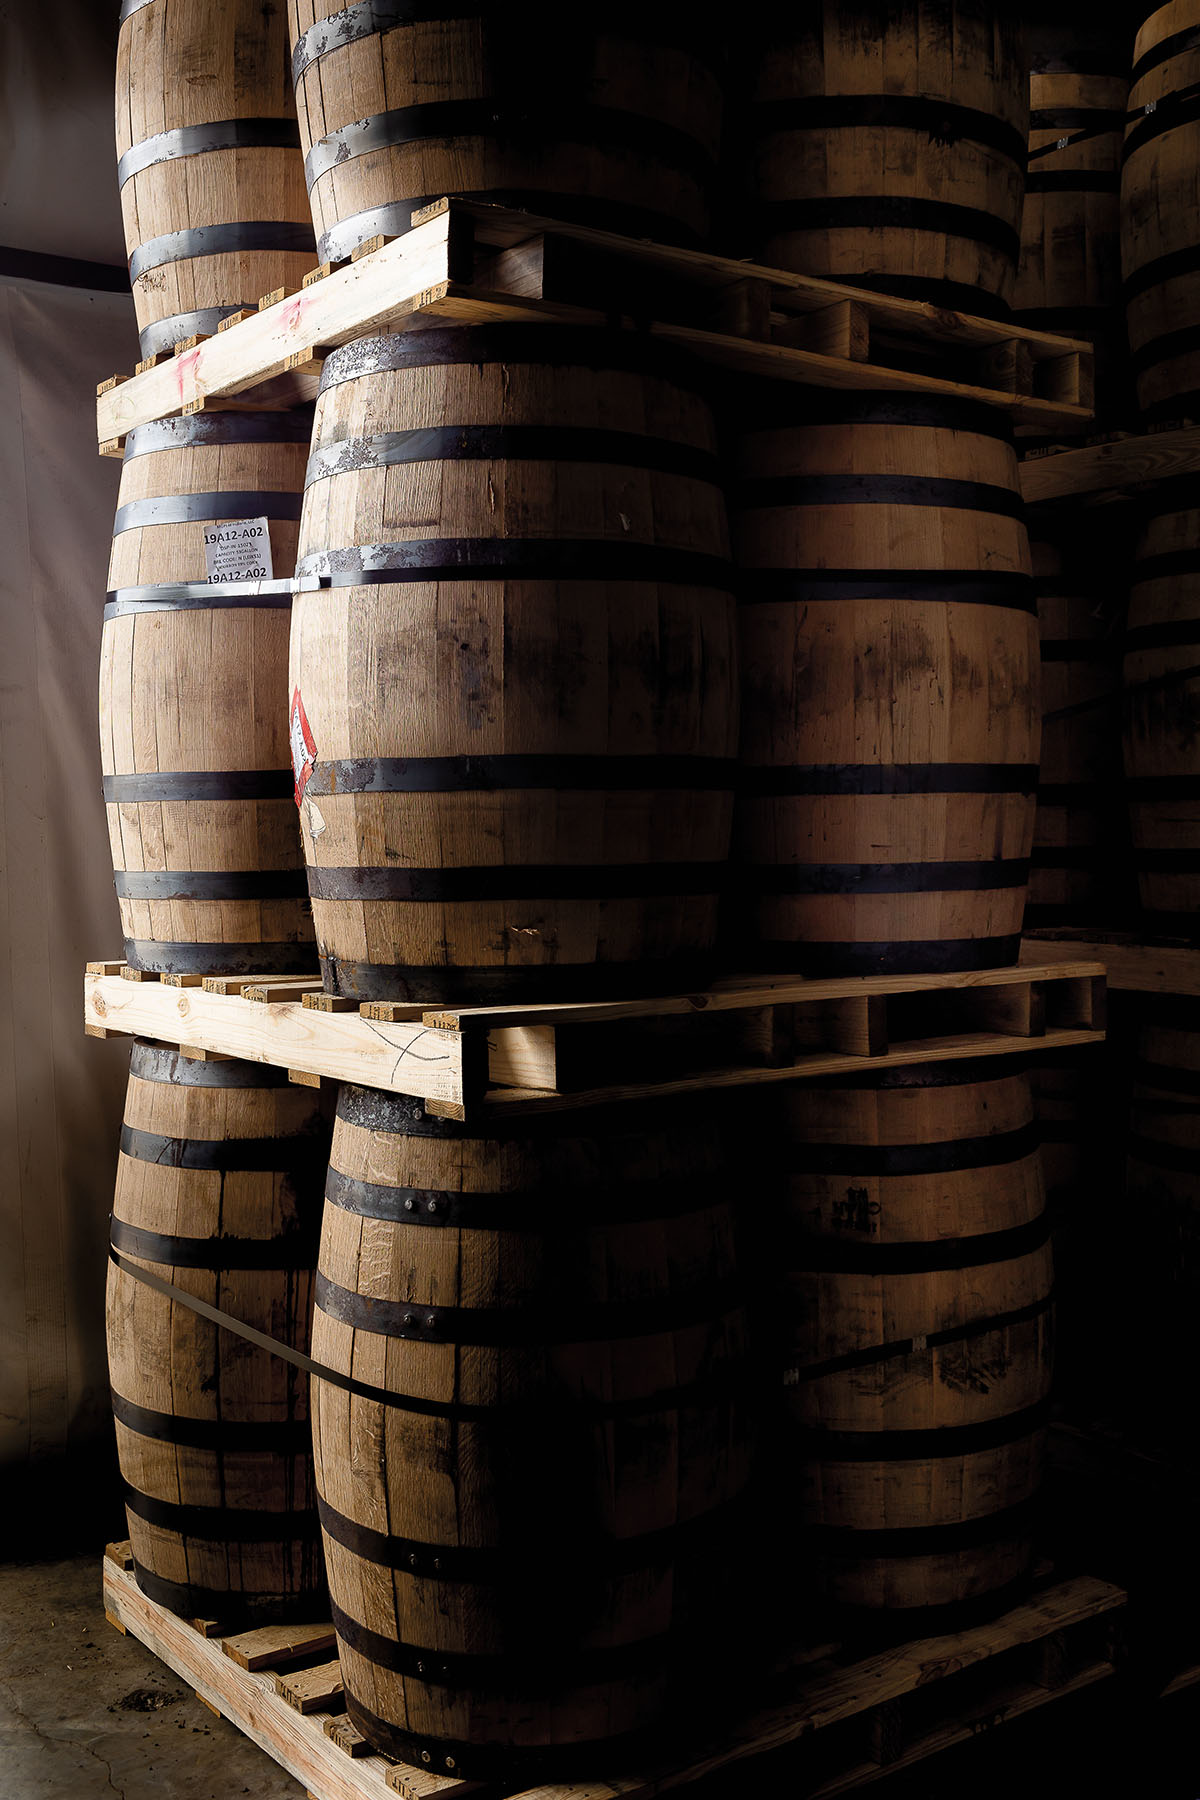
118 119 303 187
110 1216 318 1271
344 1693 658 1785
329 1599 668 1689
305 753 736 796
104 769 294 803
1127 1132 1200 1174
792 1211 1048 1276
123 413 313 457
1128 322 1200 380
110 1389 311 1452
750 94 1027 166
138 306 249 359
1123 88 1200 164
128 221 314 283
1133 848 1200 873
113 492 302 534
807 1497 1038 1559
1125 773 1200 800
738 762 1038 798
299 539 733 588
105 583 298 618
128 1558 320 1625
118 0 154 17
113 869 308 901
1029 105 1126 135
736 391 1016 438
304 426 720 488
733 473 1026 518
1124 241 1200 304
316 323 704 391
748 858 1030 896
121 940 315 977
738 570 1036 613
1130 20 1200 87
123 1481 318 1543
314 1270 741 1346
305 861 727 902
786 1124 1042 1183
119 1123 325 1175
319 951 717 1005
739 936 1024 977
129 1039 296 1088
303 97 714 191
791 1400 1051 1463
323 1165 720 1229
785 1293 1053 1385
1133 1057 1200 1095
332 1081 717 1139
1124 625 1200 661
1025 170 1121 194
756 196 1022 263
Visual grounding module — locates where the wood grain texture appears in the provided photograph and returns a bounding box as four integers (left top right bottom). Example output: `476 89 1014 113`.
731 393 1040 976
106 1039 330 1622
766 1060 1053 1613
116 0 314 356
744 4 1028 313
310 1087 750 1775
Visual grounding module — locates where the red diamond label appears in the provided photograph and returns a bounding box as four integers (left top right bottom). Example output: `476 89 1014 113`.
289 687 317 807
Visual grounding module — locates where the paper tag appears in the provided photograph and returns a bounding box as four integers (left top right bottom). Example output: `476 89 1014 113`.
290 688 317 806
203 516 273 584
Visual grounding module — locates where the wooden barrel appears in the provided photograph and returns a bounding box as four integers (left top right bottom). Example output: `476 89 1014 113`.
287 6 725 262
1013 17 1131 430
106 1038 330 1622
290 327 738 1002
731 391 1039 977
100 412 316 975
310 1087 751 1778
745 4 1028 315
117 0 315 359
1122 3 1200 421
1026 534 1127 928
1123 486 1200 935
773 1060 1053 1623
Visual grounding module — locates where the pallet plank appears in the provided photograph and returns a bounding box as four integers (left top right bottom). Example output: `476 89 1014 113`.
277 1661 346 1715
223 1623 337 1672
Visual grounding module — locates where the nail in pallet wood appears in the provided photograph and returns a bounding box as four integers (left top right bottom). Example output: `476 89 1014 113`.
103 1542 1125 1800
84 960 1106 1120
1020 425 1200 507
95 198 1094 452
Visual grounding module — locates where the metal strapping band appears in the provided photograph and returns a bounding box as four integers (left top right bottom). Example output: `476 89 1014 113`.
784 1293 1054 1384
305 753 736 796
807 1498 1039 1558
342 1693 657 1785
1130 20 1200 87
128 1040 296 1088
1123 87 1200 163
738 570 1036 612
113 869 308 901
104 582 304 618
332 1081 714 1138
322 1166 720 1229
110 1215 318 1271
128 221 314 283
118 1123 326 1175
318 951 717 1005
1028 105 1126 135
786 1126 1043 1185
755 196 1022 263
296 540 733 587
138 307 249 359
1025 170 1120 193
121 940 315 976
110 1389 311 1451
122 1481 318 1543
303 98 714 190
113 492 302 534
119 119 302 187
123 413 313 456
747 858 1031 896
1128 321 1200 377
128 1558 321 1624
751 94 1027 165
305 426 720 488
1124 241 1200 303
737 762 1038 797
305 861 728 902
118 0 155 18
737 936 1025 977
104 769 293 802
790 1400 1052 1463
733 473 1026 518
317 323 702 390
791 1211 1049 1276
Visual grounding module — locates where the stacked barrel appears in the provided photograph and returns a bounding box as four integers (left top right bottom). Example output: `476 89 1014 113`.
103 0 328 1622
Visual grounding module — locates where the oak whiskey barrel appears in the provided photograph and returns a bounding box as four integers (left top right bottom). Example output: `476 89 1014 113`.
772 1060 1053 1623
117 0 315 359
310 1087 751 1777
745 3 1028 316
1122 3 1200 421
288 5 724 261
731 391 1039 976
100 412 316 976
290 327 738 1002
106 1039 331 1622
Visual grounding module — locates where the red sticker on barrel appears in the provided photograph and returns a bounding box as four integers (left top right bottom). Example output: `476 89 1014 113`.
290 688 317 806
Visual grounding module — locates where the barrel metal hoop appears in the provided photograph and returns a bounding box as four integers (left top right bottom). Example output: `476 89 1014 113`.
784 1131 1044 1191
123 414 314 457
738 935 1026 977
732 473 1027 518
738 571 1037 613
113 492 303 534
298 540 734 588
137 306 249 359
1127 321 1200 378
784 1293 1054 1384
317 951 718 1005
110 1389 311 1451
305 861 728 902
113 869 308 901
790 1399 1052 1463
120 940 316 976
305 753 737 796
316 324 705 391
105 582 301 618
128 1040 296 1088
118 1124 327 1176
1131 20 1200 88
322 1165 723 1230
104 770 294 803
1133 1057 1200 1096
128 221 314 283
1028 104 1127 134
751 94 1028 167
1125 85 1200 164
806 1496 1039 1558
122 1481 319 1543
305 426 721 488
110 1215 318 1270
118 119 302 188
738 762 1039 798
1130 849 1200 873
746 858 1031 896
1123 240 1200 303
755 196 1022 263
343 1692 660 1785
118 0 155 19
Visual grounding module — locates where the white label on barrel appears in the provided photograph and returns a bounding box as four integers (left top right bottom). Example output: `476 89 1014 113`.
290 687 317 807
203 516 274 584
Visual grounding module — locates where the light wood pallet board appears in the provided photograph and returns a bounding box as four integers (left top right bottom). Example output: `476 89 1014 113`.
102 1547 1125 1800
1020 425 1200 507
1020 932 1200 996
85 960 1106 1118
96 198 1093 450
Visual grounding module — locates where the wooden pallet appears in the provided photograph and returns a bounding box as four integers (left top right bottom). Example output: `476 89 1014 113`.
95 198 1093 453
102 1544 1125 1800
1019 424 1200 507
84 958 1106 1120
1021 929 1200 996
